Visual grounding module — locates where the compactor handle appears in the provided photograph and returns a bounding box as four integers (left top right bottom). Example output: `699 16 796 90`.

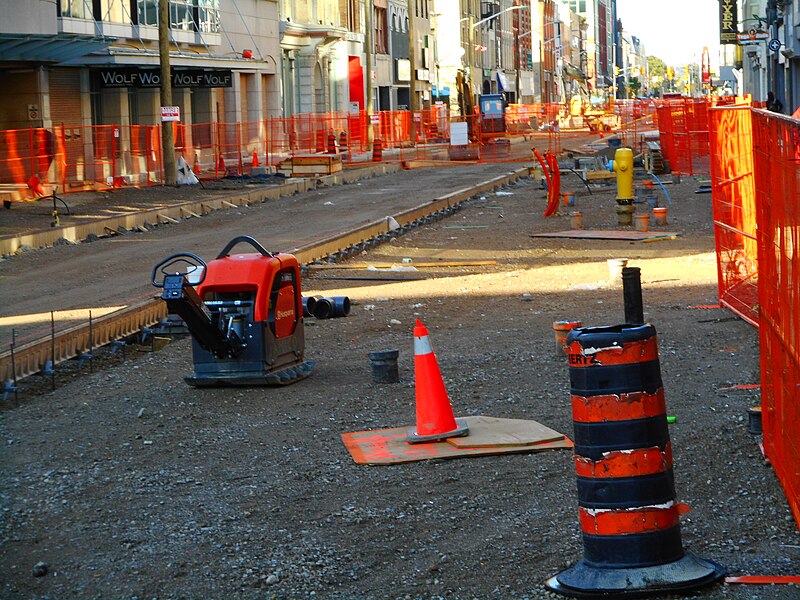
151 253 207 288
216 236 274 259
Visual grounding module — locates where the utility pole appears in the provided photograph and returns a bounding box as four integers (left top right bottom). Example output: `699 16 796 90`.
158 0 176 185
408 0 417 143
365 0 374 146
514 26 521 103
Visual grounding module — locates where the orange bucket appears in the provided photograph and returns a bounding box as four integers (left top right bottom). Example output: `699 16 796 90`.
553 320 582 357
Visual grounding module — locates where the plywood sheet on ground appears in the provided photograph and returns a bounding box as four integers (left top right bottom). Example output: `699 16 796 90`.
341 415 572 465
445 416 565 448
530 229 680 241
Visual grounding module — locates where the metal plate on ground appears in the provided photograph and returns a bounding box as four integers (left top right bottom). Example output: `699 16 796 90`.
341 415 572 465
530 230 681 241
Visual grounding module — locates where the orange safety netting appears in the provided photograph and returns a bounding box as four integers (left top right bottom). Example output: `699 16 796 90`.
1 102 646 197
752 109 800 531
656 98 710 176
708 106 758 325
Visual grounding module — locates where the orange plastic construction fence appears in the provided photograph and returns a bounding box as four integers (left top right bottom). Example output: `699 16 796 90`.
752 109 800 531
708 106 758 326
656 98 711 176
1 103 643 197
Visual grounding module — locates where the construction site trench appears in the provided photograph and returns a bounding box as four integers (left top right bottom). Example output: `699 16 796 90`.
1 160 798 599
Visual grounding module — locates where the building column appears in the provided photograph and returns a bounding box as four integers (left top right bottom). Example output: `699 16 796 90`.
224 71 243 124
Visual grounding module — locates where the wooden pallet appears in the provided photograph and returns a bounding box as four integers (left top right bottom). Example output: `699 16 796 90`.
278 154 343 177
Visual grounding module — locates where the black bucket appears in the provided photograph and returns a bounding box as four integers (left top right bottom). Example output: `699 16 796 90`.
369 349 399 383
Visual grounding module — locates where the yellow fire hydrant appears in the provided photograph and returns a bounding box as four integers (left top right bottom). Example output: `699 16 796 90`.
607 147 636 226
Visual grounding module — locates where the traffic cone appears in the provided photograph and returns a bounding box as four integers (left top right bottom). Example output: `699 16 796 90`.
251 150 259 168
407 319 469 443
217 154 226 173
27 175 45 197
327 132 337 154
193 155 201 175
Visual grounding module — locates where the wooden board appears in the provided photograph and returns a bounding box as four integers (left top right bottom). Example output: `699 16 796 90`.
531 229 681 241
308 260 497 270
445 416 565 448
341 415 572 465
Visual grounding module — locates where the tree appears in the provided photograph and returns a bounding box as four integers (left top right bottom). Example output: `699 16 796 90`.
628 77 642 97
646 55 668 97
648 55 667 78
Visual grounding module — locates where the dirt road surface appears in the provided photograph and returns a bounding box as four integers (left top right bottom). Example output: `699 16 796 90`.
1 162 798 599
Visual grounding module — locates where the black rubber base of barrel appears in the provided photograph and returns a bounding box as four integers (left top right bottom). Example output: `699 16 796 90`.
544 552 725 598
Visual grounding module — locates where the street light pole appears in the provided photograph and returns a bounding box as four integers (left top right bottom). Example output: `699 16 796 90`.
515 26 521 103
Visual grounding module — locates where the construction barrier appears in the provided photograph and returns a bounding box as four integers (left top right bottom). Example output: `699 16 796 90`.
547 324 724 597
751 109 800 530
0 101 658 197
709 106 800 530
708 106 758 325
656 98 710 176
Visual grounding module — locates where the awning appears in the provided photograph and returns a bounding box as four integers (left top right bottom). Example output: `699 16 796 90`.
0 33 114 64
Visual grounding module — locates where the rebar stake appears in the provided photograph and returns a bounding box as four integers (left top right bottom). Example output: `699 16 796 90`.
622 267 644 325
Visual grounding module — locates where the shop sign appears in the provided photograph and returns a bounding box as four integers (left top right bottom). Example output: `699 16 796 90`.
396 59 411 82
719 0 738 44
98 68 233 88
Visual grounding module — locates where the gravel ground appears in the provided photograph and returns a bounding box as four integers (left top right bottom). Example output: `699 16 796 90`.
1 168 798 599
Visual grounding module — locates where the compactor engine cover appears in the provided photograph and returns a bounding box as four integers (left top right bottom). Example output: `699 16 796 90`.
152 236 313 386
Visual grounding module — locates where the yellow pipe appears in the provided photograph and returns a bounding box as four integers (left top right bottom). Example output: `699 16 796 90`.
610 147 635 203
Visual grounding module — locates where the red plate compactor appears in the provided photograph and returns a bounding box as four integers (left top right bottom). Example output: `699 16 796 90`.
151 236 314 386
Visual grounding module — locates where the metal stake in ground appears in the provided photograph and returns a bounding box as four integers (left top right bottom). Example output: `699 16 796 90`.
9 329 19 404
89 310 94 373
622 267 644 325
50 311 55 391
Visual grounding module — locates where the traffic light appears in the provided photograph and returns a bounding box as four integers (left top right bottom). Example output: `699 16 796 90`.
667 66 675 80
614 66 621 77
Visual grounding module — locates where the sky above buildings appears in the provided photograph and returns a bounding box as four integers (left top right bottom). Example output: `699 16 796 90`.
616 0 721 67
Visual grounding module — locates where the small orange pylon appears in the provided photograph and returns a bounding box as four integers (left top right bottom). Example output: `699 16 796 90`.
407 319 469 443
251 150 259 168
27 175 45 197
193 156 201 175
217 154 226 174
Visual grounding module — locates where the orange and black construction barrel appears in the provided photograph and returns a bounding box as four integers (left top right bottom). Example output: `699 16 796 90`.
545 323 725 598
315 130 325 153
372 138 383 162
327 132 337 154
338 131 348 153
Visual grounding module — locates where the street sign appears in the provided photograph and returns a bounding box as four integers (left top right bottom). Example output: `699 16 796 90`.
737 31 768 45
768 39 782 52
160 106 180 122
